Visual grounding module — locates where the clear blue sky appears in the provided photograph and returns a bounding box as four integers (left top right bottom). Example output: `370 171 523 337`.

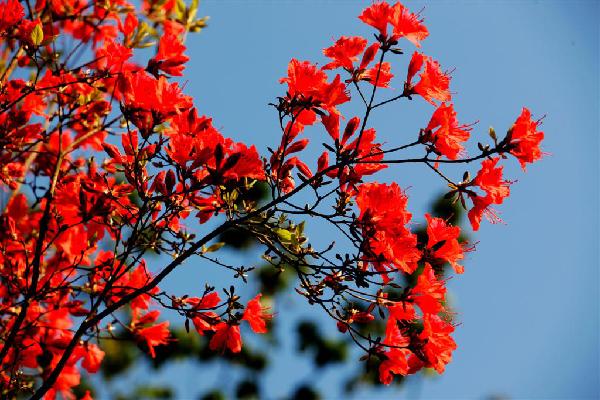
104 1 599 399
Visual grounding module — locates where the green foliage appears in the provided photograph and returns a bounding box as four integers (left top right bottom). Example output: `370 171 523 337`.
291 385 320 400
296 321 348 367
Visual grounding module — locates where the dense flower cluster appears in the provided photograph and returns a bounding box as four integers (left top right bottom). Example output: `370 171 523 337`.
0 0 544 398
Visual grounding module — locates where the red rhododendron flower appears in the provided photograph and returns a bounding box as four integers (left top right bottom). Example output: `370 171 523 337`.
359 2 428 46
323 36 368 70
409 262 447 313
379 347 425 384
186 292 222 334
420 314 457 373
425 103 472 159
506 107 545 169
136 321 171 358
358 1 393 38
279 59 350 123
379 346 412 384
467 157 512 231
81 344 105 374
361 61 394 88
405 52 451 105
209 323 242 353
356 182 421 279
474 157 511 204
242 294 272 334
118 12 138 37
387 302 416 322
467 193 498 232
119 72 192 134
94 40 133 73
81 390 94 400
389 2 429 46
425 214 466 274
322 116 387 191
321 36 391 87
45 364 81 400
149 30 189 76
378 312 419 384
0 0 24 33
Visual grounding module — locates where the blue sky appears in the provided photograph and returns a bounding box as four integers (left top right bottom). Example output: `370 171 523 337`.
105 1 599 399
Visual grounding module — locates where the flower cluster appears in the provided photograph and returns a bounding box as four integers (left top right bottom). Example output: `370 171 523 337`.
268 0 544 384
0 0 544 397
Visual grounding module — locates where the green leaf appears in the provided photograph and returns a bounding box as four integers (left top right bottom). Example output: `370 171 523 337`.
273 228 292 243
188 0 198 22
31 24 44 46
205 242 225 253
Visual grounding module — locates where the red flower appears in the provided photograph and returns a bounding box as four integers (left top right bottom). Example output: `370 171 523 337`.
409 263 447 313
467 193 500 232
242 294 272 334
360 62 394 88
405 52 451 105
358 1 393 38
506 107 545 169
149 31 189 76
356 183 413 234
389 2 429 46
81 343 105 374
119 72 192 134
383 313 410 348
359 2 428 47
280 59 349 113
209 322 242 353
95 41 133 73
467 157 511 231
359 42 380 70
420 314 457 373
321 36 390 87
186 292 222 334
387 301 416 322
356 183 421 279
406 51 426 86
186 291 221 310
379 347 412 384
0 0 24 33
81 390 94 400
323 36 368 70
128 261 160 312
46 364 81 400
425 103 472 160
425 214 466 274
166 108 264 182
378 313 419 384
136 321 170 358
474 157 511 204
224 142 265 181
322 118 387 191
118 12 138 37
279 59 350 128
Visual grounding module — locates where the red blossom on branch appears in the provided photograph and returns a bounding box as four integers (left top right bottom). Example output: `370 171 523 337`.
506 107 545 169
424 103 473 160
0 0 545 397
242 294 272 334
